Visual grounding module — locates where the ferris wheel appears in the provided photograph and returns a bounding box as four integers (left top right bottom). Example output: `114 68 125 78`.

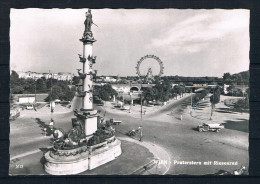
136 55 164 78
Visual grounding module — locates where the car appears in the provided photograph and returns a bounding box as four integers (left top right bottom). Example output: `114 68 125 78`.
197 123 224 133
127 129 137 136
26 105 34 110
113 120 122 125
109 118 122 125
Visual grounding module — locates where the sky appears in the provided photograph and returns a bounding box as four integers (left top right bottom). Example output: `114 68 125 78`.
10 9 250 77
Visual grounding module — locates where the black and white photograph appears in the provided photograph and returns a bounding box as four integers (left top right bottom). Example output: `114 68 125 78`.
9 8 249 175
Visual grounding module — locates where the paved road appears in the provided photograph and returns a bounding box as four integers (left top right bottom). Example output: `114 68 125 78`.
96 95 248 175
10 95 248 175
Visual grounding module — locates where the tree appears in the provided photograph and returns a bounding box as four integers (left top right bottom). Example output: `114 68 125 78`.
142 87 157 102
12 85 24 94
234 98 249 110
45 85 63 102
153 81 172 102
36 78 47 92
179 85 185 97
45 83 75 102
9 93 14 107
23 79 36 93
223 72 232 83
246 88 250 99
94 84 118 101
10 70 24 94
173 85 181 99
227 84 235 96
232 88 243 97
10 70 19 80
72 76 80 85
210 86 221 120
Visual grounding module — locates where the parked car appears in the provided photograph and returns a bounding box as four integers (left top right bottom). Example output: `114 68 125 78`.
26 104 34 110
112 120 122 125
107 118 122 125
93 96 104 106
197 123 224 133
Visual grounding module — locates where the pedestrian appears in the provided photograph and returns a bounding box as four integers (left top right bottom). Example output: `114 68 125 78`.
180 115 183 121
43 128 47 136
153 136 156 145
49 118 55 131
138 126 142 141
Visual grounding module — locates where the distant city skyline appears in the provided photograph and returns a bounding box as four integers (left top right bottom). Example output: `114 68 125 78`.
10 9 249 77
12 69 248 78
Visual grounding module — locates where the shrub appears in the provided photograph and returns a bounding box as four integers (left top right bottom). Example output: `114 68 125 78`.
234 98 249 110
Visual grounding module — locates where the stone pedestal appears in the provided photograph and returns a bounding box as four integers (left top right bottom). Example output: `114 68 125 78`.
44 139 122 175
88 141 121 170
44 153 89 175
84 112 97 136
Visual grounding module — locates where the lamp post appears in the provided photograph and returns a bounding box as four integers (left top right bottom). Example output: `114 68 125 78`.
34 82 36 103
139 80 143 142
34 81 37 111
50 72 53 116
129 92 132 113
190 90 193 116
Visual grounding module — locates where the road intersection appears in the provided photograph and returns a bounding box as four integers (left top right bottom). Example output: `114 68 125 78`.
9 94 248 175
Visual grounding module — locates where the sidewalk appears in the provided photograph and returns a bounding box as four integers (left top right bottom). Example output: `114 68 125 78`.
19 104 72 118
119 137 171 175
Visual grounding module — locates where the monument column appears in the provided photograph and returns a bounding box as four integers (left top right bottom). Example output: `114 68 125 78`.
44 9 121 175
82 42 94 111
78 8 98 136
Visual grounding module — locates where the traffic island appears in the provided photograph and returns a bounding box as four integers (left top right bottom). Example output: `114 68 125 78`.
9 140 154 175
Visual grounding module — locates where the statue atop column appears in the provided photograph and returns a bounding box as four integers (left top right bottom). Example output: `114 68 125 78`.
84 9 93 32
83 9 97 40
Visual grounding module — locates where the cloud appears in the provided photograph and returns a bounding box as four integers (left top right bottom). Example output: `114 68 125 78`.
148 10 249 53
10 9 249 77
94 9 172 26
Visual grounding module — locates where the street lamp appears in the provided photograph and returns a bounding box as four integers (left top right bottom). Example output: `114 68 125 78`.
190 90 193 116
129 92 132 113
139 79 144 141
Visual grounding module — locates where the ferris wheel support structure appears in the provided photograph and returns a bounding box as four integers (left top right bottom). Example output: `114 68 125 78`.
136 54 164 78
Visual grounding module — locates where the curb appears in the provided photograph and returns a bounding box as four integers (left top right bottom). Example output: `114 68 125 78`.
119 137 171 175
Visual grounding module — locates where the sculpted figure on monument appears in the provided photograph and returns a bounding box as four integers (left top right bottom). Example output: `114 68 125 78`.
84 9 93 32
83 9 97 40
